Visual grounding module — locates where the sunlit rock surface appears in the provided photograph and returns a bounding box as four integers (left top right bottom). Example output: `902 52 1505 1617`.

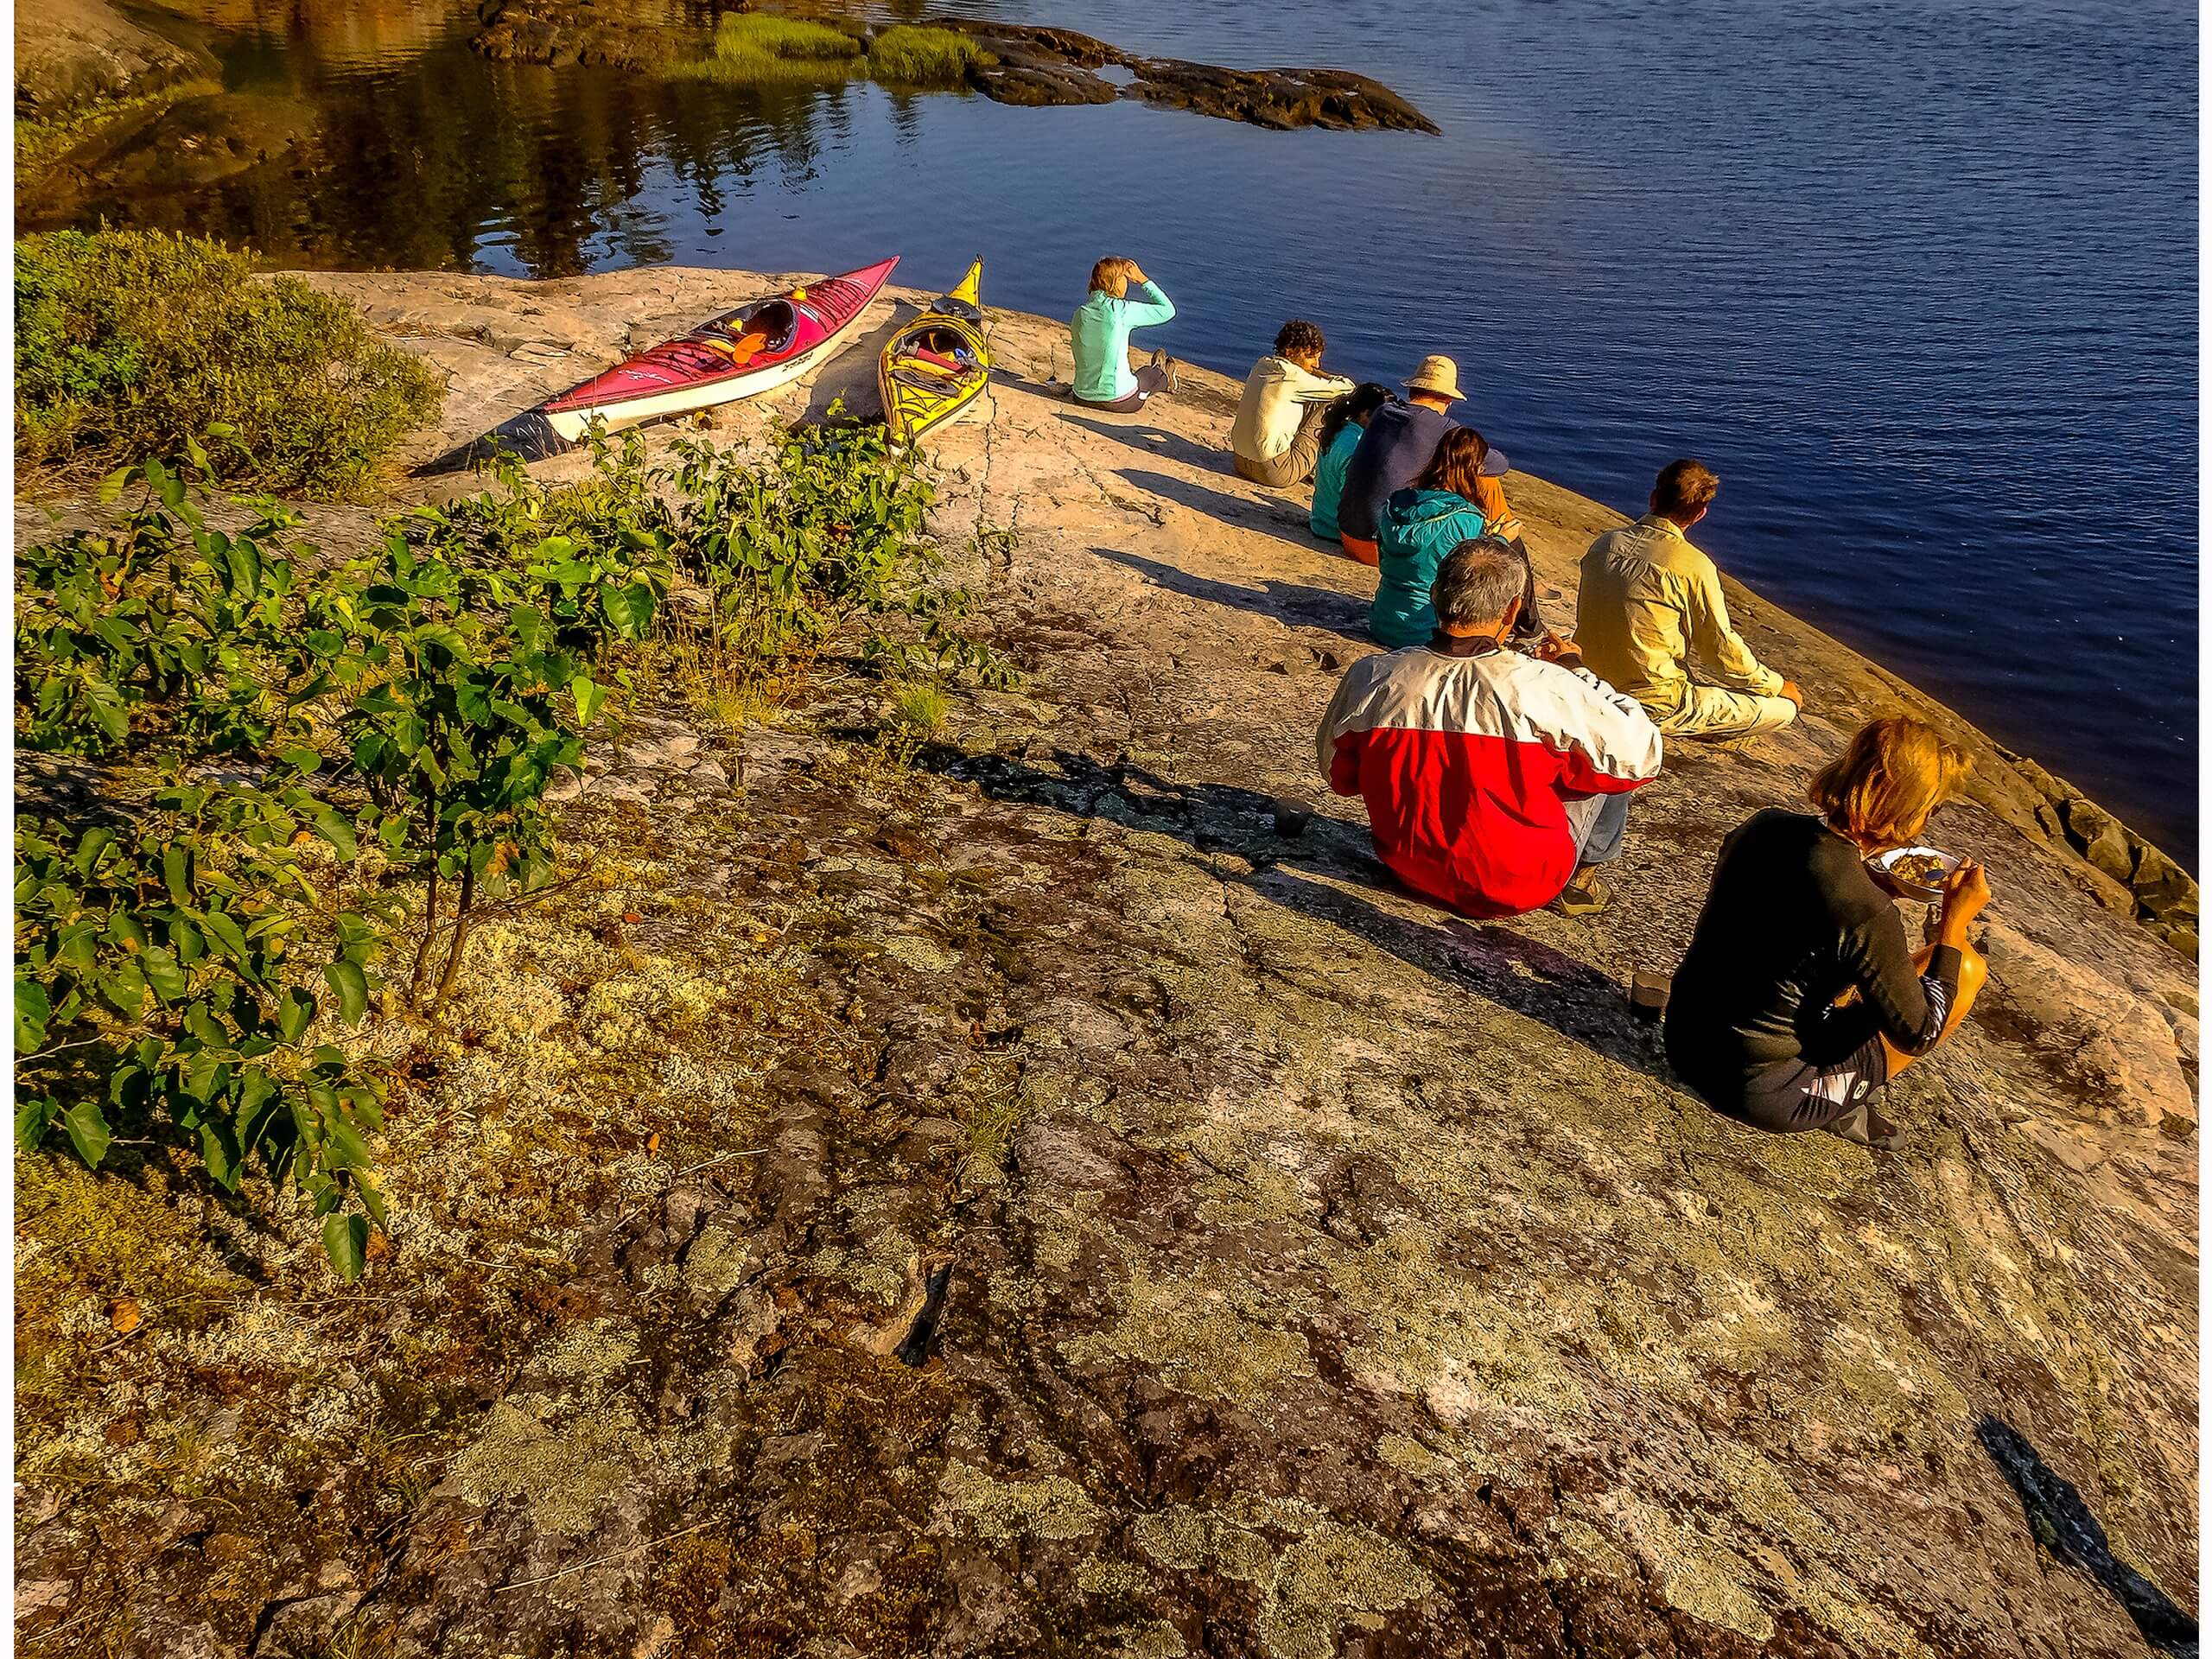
14 267 2197 1658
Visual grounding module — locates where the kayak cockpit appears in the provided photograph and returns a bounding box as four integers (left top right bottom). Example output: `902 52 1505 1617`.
708 298 798 365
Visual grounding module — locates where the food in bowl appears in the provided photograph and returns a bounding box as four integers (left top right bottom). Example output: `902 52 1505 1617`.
1869 845 1961 899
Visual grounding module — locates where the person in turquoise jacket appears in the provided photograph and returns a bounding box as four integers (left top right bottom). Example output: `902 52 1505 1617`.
1071 257 1176 410
1310 382 1391 543
1370 428 1545 647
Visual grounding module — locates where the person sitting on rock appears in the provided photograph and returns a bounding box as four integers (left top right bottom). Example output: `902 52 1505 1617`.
1665 715 1991 1149
1230 319 1355 487
1309 381 1391 543
1319 537 1662 919
1070 257 1177 412
1335 355 1524 565
1370 429 1542 650
1576 459 1801 745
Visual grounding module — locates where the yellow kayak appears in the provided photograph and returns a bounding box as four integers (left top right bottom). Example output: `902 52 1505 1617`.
878 260 990 444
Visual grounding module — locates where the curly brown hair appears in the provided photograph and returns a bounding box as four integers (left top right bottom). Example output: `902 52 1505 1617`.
1274 319 1326 359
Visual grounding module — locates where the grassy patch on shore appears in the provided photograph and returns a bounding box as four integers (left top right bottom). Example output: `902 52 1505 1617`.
668 14 865 86
868 26 985 85
665 16 986 91
15 228 442 498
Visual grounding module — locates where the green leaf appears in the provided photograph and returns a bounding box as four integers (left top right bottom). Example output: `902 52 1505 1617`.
570 674 607 727
413 621 468 658
222 537 263 598
278 985 316 1043
162 843 193 905
140 947 188 1001
601 581 657 639
198 1117 243 1192
84 677 130 744
321 1213 370 1281
183 1001 226 1048
327 1115 372 1172
278 745 323 774
16 1094 59 1153
200 907 250 966
56 922 99 970
354 1172 390 1230
73 825 117 878
236 1071 282 1147
15 978 51 1052
60 1101 111 1168
454 675 494 727
310 806 358 862
322 959 368 1025
102 957 149 1017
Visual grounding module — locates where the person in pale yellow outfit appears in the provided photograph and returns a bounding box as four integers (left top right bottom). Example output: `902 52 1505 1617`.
1576 459 1802 742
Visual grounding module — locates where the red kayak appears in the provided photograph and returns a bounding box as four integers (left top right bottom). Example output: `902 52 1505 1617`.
537 257 898 441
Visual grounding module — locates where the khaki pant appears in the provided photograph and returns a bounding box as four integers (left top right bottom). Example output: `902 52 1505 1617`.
1234 401 1332 487
1656 683 1800 741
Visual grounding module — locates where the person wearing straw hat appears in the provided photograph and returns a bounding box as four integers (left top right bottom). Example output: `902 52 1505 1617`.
1335 354 1522 565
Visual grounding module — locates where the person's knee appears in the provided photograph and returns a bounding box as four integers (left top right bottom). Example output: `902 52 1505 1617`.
1955 942 1988 1000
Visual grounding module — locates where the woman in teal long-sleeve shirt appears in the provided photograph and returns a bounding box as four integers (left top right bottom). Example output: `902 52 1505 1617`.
1071 257 1176 411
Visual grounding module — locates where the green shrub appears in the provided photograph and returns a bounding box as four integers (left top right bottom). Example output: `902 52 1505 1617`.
668 13 864 85
868 25 985 85
889 682 948 739
15 229 442 499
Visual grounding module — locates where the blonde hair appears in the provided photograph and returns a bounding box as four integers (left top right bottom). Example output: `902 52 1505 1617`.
1088 257 1135 299
1808 716 1971 849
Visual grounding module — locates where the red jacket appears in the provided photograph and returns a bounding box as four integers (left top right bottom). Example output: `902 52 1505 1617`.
1318 639 1664 918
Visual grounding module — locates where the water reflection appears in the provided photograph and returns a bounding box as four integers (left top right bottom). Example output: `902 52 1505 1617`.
23 0 971 277
16 0 2196 853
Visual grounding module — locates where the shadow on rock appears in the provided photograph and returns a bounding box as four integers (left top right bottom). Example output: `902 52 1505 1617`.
1114 465 1319 545
1090 544 1370 643
925 745 1670 1083
417 409 575 476
1059 410 1228 473
1976 1414 2200 1657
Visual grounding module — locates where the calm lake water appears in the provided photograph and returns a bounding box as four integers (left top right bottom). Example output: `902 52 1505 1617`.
41 0 2198 857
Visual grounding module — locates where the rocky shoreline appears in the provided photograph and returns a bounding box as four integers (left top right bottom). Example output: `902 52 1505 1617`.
14 269 2200 1658
468 3 1441 134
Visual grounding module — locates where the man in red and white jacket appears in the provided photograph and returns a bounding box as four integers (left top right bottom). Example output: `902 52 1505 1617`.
1318 537 1664 918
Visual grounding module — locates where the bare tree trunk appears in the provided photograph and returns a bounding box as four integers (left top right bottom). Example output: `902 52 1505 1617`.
430 864 476 1014
409 868 440 1001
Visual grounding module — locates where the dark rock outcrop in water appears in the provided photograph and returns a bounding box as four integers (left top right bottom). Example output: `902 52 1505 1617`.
467 2 1442 135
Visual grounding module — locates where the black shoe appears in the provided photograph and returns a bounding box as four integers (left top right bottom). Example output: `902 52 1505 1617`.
1827 1099 1907 1151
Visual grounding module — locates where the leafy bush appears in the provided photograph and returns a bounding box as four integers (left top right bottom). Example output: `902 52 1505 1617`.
868 25 985 85
13 448 658 1274
16 229 442 499
13 422 1006 1278
15 785 391 1278
669 13 864 85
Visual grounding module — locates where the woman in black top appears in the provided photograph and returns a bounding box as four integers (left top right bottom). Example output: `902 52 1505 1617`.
1666 716 1991 1148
